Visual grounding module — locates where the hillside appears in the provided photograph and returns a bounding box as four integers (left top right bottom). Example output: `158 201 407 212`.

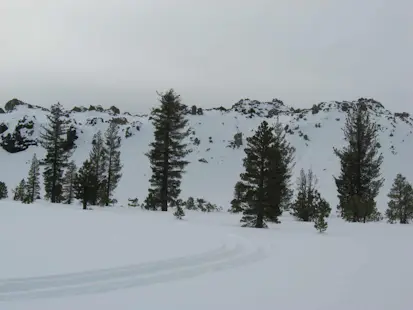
1 97 412 212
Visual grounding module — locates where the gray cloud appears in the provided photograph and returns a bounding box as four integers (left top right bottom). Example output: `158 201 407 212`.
1 0 412 113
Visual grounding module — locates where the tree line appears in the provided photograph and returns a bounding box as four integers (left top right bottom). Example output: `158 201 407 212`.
141 91 413 231
2 92 412 229
11 103 122 209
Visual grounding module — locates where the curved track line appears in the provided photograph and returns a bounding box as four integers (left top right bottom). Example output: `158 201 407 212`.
0 234 267 301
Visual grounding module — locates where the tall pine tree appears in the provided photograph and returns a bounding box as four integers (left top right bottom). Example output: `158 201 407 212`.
145 89 190 211
41 103 72 203
385 174 413 224
62 161 77 204
270 121 295 214
237 121 293 228
25 153 41 203
88 130 107 205
334 103 384 222
102 122 122 206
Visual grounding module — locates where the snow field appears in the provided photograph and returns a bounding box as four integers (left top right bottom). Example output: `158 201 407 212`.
1 201 413 309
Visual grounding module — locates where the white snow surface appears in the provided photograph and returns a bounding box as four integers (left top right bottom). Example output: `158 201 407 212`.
1 99 413 308
1 202 412 309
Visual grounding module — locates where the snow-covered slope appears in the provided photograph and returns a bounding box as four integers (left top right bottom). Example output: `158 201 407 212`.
1 97 412 212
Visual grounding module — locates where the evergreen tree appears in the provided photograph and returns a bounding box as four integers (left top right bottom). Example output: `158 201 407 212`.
334 103 384 222
24 153 41 203
88 130 107 205
62 161 77 204
173 201 185 219
196 198 207 212
271 121 295 214
314 193 331 233
185 196 196 210
229 181 247 213
145 89 190 211
0 181 8 199
290 168 318 221
41 103 72 203
237 121 293 228
102 122 122 206
74 160 96 210
385 174 413 224
13 179 26 201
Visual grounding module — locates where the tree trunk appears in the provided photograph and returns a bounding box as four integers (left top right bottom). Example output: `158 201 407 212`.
161 122 170 212
83 186 88 210
105 156 112 207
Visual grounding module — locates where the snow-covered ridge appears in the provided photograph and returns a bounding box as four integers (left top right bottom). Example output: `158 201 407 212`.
1 97 413 212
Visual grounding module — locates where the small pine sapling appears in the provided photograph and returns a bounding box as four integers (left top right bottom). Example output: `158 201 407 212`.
314 194 331 233
0 181 8 199
13 179 26 202
185 197 196 210
174 206 185 219
128 198 139 207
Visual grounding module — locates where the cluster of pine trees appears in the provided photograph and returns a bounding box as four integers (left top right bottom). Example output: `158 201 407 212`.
12 103 122 209
227 120 331 232
6 95 412 229
229 102 410 231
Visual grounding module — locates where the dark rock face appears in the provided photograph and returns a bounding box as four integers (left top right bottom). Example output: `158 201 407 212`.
87 117 104 126
110 106 120 115
62 125 78 151
0 116 37 153
4 99 26 111
0 123 8 134
1 131 37 153
111 117 128 125
0 108 5 114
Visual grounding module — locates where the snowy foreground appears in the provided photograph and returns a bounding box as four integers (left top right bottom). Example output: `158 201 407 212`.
1 201 412 310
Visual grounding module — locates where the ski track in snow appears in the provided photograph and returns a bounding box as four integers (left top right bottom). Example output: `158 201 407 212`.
0 234 266 301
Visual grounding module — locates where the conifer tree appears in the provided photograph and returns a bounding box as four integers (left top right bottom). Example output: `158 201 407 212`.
0 181 8 199
102 122 122 206
271 121 295 214
334 103 384 222
290 168 318 221
185 197 196 210
25 153 41 203
62 161 77 204
229 181 246 213
237 121 293 228
314 193 331 233
74 160 96 210
145 89 190 211
13 179 26 201
41 103 72 203
385 174 413 224
88 131 107 205
173 204 185 219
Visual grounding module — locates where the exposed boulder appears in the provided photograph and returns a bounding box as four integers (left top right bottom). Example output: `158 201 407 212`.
111 117 128 125
109 106 120 115
0 123 8 135
0 108 4 114
5 99 26 111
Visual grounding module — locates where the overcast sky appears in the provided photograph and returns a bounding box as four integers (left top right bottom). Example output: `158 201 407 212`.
1 0 412 113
